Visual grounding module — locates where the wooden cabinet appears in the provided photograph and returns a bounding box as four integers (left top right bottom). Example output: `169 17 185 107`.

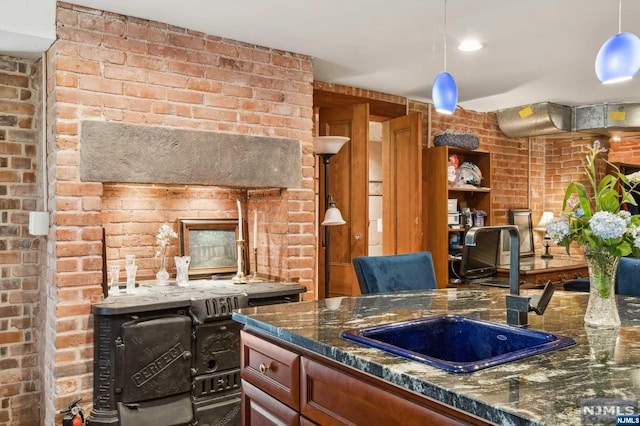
240 330 491 426
423 146 492 286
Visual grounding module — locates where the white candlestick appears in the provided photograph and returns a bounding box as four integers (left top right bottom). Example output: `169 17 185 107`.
254 210 258 249
237 199 243 240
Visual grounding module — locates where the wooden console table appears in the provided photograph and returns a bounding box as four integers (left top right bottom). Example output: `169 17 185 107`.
497 256 588 289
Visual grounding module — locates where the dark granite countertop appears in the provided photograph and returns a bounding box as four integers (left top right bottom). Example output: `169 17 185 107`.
232 288 640 425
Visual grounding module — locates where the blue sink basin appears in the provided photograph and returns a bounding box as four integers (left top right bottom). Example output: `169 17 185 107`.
341 315 576 373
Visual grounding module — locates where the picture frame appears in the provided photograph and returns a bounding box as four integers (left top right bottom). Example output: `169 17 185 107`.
508 209 535 258
178 218 249 278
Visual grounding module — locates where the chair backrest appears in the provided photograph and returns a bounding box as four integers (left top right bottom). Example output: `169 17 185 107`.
617 256 640 296
352 251 437 294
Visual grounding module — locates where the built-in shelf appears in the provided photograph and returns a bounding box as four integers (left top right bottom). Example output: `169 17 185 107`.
448 186 491 193
423 145 492 287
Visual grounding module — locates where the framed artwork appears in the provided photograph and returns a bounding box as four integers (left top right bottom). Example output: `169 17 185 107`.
178 218 248 278
508 209 535 258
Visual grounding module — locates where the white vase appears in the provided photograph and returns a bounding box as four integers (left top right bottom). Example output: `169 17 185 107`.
156 252 169 285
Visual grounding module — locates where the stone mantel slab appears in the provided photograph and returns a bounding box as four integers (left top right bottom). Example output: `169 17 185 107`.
80 121 302 188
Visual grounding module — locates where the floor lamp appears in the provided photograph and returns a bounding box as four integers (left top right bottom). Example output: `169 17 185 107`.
314 136 349 299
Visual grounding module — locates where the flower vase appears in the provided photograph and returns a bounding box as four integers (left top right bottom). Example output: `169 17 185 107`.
156 251 170 285
583 246 621 328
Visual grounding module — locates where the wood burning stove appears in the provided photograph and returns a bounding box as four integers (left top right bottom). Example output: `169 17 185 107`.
86 281 304 426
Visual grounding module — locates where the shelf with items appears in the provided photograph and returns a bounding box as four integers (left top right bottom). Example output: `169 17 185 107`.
448 186 490 193
423 144 492 287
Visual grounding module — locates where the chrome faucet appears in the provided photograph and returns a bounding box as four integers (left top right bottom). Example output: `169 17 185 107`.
464 225 554 327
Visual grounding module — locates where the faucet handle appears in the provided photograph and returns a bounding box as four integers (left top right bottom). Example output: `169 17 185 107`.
529 281 555 315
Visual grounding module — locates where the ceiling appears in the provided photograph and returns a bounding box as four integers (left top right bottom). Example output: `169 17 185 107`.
4 0 640 113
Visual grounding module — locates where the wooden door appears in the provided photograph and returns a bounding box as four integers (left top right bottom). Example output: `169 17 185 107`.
318 103 369 297
382 112 423 254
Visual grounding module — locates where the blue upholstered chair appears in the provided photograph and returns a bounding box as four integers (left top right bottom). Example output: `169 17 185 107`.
617 256 640 296
352 251 438 294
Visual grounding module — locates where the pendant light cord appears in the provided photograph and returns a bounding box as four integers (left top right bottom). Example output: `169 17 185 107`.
618 0 622 34
443 0 448 71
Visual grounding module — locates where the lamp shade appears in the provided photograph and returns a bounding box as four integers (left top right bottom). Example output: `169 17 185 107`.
535 211 555 231
595 32 640 84
432 71 458 114
321 202 346 226
313 136 349 155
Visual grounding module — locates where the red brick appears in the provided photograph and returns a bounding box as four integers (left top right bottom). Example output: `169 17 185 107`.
166 90 202 104
0 101 35 115
104 64 147 82
0 331 22 344
148 71 188 88
55 211 102 227
78 76 123 94
126 54 167 72
55 182 103 197
185 79 222 93
55 271 103 288
78 13 125 36
55 332 93 348
124 82 166 100
103 34 147 54
168 61 204 78
126 21 167 43
167 33 204 50
55 57 100 75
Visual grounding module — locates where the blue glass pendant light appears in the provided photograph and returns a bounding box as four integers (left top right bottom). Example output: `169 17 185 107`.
432 0 458 114
595 0 640 84
433 71 458 114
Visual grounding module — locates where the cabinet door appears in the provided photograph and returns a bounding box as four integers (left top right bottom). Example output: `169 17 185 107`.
242 380 299 426
318 104 369 297
300 357 478 426
382 112 423 254
423 145 450 286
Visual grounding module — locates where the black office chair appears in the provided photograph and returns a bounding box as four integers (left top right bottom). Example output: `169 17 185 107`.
352 251 438 294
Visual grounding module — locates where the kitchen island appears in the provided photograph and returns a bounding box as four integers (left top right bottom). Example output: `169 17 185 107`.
232 288 640 425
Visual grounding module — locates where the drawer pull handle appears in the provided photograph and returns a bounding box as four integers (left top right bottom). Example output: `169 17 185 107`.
259 362 271 374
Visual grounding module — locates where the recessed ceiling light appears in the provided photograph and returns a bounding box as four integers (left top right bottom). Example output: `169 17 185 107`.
458 40 484 52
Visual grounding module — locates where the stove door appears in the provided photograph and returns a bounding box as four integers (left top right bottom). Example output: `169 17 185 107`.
119 315 192 403
194 320 242 374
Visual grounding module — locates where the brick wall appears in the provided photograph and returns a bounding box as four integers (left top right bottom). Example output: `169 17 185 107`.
0 56 42 425
608 137 640 164
43 3 314 423
544 136 607 256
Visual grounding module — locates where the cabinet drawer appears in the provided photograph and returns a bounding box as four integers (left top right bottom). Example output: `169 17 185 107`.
300 357 484 426
240 330 300 410
241 379 299 426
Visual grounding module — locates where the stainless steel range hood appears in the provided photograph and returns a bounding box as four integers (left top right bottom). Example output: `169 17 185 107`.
497 102 640 138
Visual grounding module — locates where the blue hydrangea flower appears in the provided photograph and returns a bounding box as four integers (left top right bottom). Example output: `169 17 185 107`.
619 210 632 224
574 207 585 218
546 218 570 243
589 211 627 239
